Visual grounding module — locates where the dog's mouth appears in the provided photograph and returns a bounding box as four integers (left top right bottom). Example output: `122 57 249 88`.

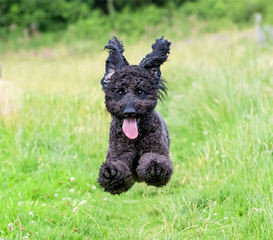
122 117 138 139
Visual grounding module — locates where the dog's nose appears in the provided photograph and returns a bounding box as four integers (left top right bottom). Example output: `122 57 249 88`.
123 107 136 117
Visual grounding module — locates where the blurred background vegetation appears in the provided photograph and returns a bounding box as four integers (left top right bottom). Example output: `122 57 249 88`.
1 1 273 239
1 0 273 50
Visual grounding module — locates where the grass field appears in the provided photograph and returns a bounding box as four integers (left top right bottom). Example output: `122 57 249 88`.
0 29 273 239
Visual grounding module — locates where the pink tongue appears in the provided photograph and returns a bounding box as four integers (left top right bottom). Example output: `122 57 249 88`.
122 118 138 139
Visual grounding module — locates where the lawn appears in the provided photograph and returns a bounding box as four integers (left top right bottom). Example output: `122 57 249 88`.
0 29 273 239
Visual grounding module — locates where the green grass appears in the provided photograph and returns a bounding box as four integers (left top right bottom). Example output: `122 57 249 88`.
0 29 273 239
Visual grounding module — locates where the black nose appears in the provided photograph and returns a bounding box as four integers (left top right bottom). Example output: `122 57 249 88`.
123 107 136 117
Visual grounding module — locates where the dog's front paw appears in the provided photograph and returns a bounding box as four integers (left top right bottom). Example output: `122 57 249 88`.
136 153 173 187
98 161 134 194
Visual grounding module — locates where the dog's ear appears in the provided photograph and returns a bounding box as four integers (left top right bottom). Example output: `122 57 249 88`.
101 37 129 88
139 37 171 83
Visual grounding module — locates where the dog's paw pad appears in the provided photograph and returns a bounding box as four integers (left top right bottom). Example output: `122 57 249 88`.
144 161 172 187
100 163 128 185
98 161 134 194
103 168 115 179
149 165 163 177
103 169 111 179
148 163 164 178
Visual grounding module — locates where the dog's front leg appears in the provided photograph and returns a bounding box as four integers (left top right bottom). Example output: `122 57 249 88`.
98 151 135 194
136 153 173 187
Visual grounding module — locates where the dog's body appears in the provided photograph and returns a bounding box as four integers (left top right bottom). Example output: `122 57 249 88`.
98 37 173 194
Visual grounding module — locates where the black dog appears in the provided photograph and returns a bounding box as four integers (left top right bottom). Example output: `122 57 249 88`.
98 37 173 194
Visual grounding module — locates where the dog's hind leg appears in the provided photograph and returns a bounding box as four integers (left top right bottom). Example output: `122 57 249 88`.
136 153 173 187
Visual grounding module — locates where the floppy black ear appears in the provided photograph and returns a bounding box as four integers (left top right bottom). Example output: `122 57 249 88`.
139 36 171 84
101 37 129 88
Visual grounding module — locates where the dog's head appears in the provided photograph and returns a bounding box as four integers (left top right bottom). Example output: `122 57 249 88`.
101 37 171 139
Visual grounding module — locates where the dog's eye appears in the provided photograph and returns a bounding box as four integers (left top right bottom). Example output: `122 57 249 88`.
116 89 125 97
136 89 145 96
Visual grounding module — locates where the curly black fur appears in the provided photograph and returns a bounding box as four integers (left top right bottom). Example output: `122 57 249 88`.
98 37 173 194
101 37 129 88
